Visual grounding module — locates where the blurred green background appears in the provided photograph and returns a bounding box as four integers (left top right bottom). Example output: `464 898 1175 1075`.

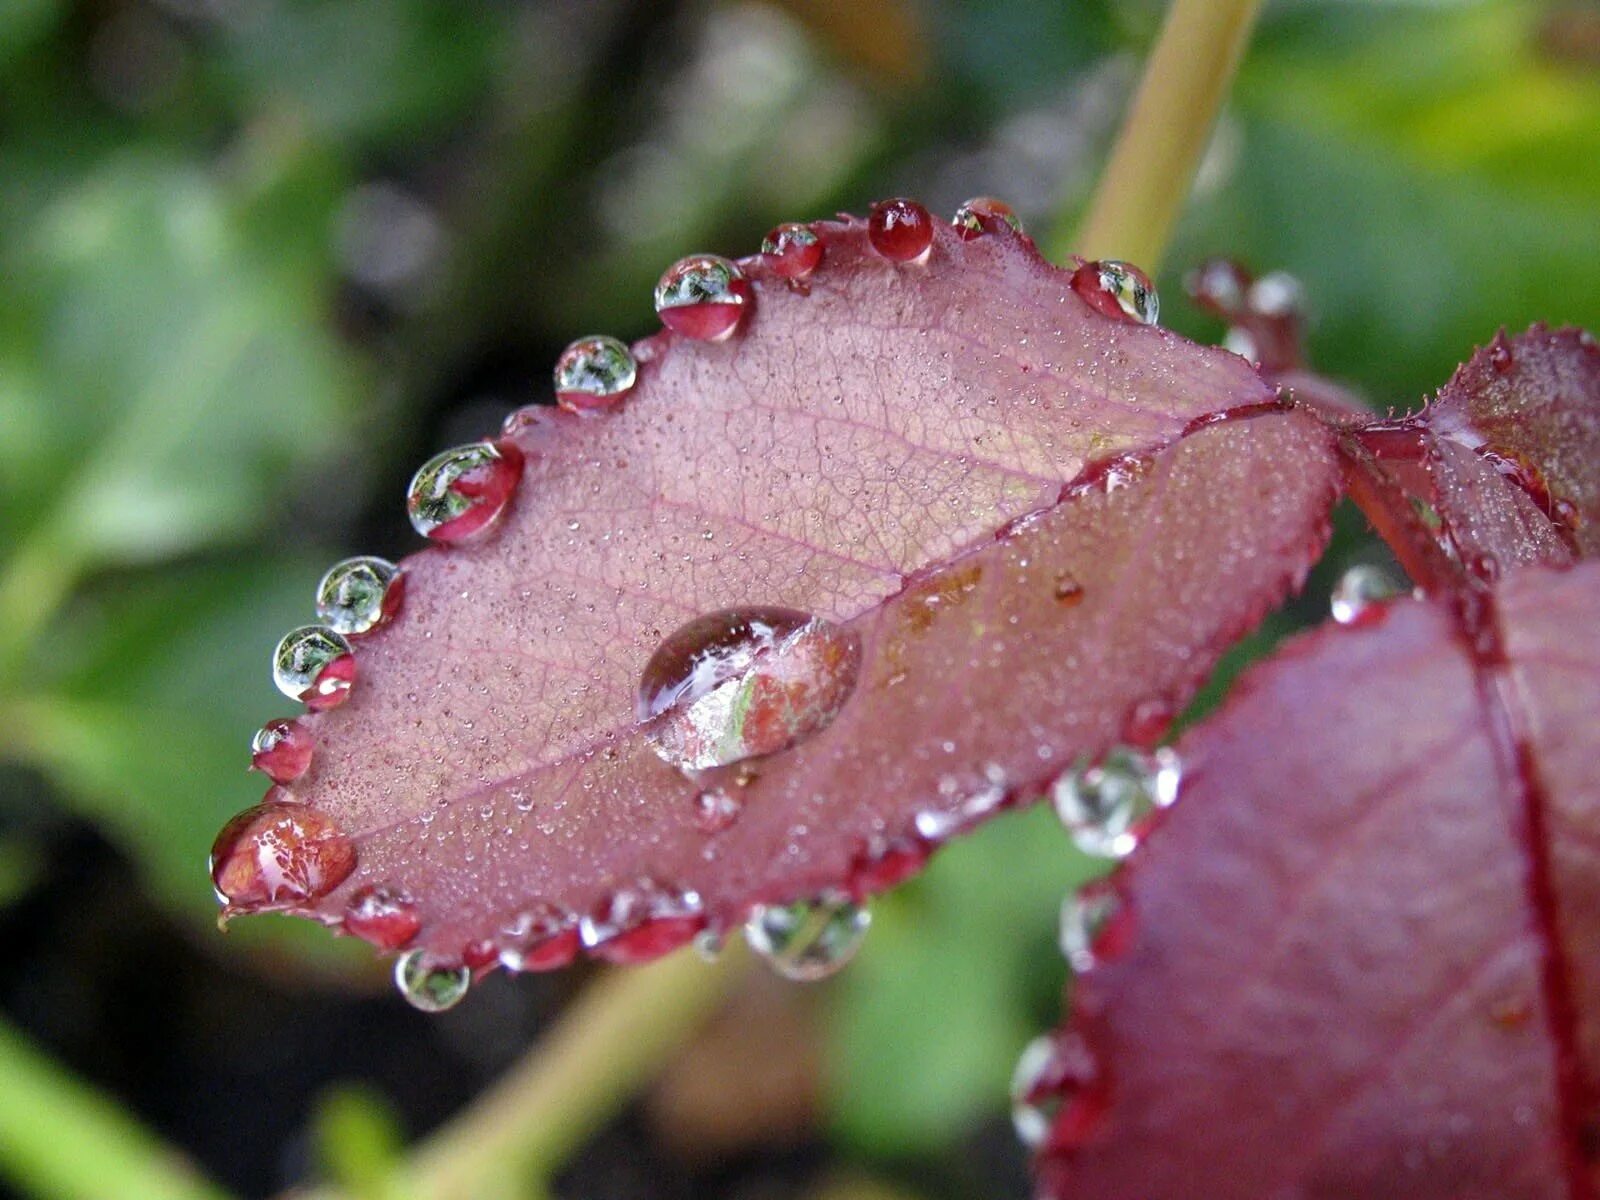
1 1 1597 1197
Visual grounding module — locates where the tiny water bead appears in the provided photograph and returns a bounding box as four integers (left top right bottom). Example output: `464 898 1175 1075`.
316 556 403 636
272 626 356 710
760 222 823 280
497 903 580 972
1059 881 1132 974
638 608 862 773
1069 259 1159 325
1011 1031 1107 1151
406 440 525 542
249 718 314 783
579 880 705 964
1331 564 1404 626
952 196 1022 240
343 886 421 950
743 894 870 982
210 802 356 910
692 786 742 833
867 198 934 263
553 334 638 413
653 254 752 341
394 950 471 1012
1051 746 1180 859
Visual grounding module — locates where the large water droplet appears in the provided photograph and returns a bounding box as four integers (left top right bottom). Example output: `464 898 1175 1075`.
250 718 314 783
1011 1031 1106 1151
344 885 421 950
1070 259 1159 325
406 440 524 542
868 198 934 263
744 893 870 982
1051 746 1180 858
760 222 823 280
637 608 861 772
272 626 356 710
1331 564 1403 626
394 950 470 1012
654 254 751 341
579 880 705 964
210 801 356 910
1059 880 1130 974
553 335 638 413
497 903 579 972
316 556 403 636
952 196 1022 240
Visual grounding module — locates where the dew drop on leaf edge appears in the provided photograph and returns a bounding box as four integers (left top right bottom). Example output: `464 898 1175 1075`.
406 441 524 543
553 334 638 413
653 254 751 341
394 950 471 1012
743 894 870 982
1051 746 1180 858
316 556 404 636
272 625 356 709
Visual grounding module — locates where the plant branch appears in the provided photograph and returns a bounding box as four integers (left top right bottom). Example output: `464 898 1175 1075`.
0 1017 235 1200
1072 0 1266 273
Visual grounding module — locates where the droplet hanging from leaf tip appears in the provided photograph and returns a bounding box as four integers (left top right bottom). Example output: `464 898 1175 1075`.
394 950 470 1012
1330 564 1404 627
743 893 870 982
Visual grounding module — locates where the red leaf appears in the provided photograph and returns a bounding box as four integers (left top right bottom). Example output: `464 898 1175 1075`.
212 214 1341 971
1034 562 1600 1200
1429 326 1600 558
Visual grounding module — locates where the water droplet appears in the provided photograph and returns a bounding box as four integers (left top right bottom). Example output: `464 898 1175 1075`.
498 903 579 972
250 718 314 783
693 927 725 962
272 626 356 710
914 765 1007 842
1011 1031 1106 1151
868 198 933 263
1051 746 1180 858
579 880 705 963
1330 564 1402 626
952 196 1022 240
637 608 861 772
394 950 470 1012
1469 550 1501 584
760 222 823 280
344 885 421 950
1123 697 1174 748
1059 880 1131 973
692 787 741 832
654 254 751 341
406 440 524 542
1070 259 1159 325
553 334 638 413
744 893 869 982
210 801 356 910
316 556 404 635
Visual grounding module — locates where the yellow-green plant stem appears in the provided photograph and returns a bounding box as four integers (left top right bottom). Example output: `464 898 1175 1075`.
0 1017 236 1200
410 949 738 1198
1072 0 1266 273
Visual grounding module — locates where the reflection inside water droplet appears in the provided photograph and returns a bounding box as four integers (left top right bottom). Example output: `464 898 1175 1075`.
654 254 751 341
1071 259 1159 325
1059 881 1127 973
1331 563 1403 626
637 608 861 772
1051 746 1180 858
272 625 355 709
316 556 403 635
553 334 637 413
952 196 1022 239
394 950 470 1012
1011 1031 1104 1150
744 893 870 982
250 718 314 783
406 440 524 542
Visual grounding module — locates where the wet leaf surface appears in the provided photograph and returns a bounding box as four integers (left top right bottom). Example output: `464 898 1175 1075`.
215 216 1343 970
